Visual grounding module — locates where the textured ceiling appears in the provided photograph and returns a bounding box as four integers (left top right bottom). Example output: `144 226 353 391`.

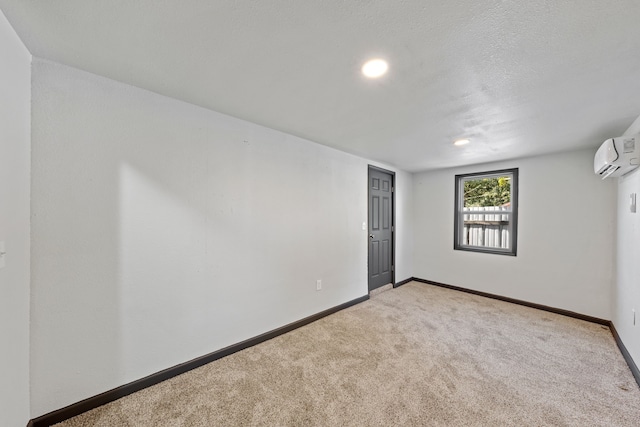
2 0 640 172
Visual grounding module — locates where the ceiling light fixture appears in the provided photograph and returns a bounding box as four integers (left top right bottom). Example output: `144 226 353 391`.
362 59 388 78
454 139 470 146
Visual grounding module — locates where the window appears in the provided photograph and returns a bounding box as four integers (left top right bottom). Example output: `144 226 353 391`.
454 168 518 256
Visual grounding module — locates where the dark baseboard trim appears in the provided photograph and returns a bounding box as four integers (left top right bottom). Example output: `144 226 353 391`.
28 294 369 427
409 277 640 390
411 277 610 326
609 322 640 388
393 277 413 288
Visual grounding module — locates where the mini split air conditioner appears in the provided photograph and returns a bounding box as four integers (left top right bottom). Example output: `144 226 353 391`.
594 134 640 179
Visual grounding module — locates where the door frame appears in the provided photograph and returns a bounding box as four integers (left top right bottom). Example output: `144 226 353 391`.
367 165 396 291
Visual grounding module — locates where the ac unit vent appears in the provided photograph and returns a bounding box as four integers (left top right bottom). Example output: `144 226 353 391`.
597 164 621 179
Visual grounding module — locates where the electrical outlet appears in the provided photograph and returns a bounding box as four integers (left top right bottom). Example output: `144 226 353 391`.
316 280 322 291
0 241 5 269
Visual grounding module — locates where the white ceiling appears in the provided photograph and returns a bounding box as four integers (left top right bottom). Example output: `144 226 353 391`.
2 0 640 172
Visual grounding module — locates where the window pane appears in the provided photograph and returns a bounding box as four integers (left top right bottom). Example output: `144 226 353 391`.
462 174 511 249
462 174 512 249
462 210 511 249
463 175 511 208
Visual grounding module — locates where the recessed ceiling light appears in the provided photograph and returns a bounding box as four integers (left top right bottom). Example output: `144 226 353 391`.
362 59 388 78
454 139 470 146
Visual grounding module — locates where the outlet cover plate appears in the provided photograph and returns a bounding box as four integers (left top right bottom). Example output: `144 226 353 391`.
0 241 5 269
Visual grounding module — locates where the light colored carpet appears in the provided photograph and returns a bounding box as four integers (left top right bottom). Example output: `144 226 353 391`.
55 282 640 426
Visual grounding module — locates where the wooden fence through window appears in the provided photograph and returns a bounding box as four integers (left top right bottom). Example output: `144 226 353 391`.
463 206 510 249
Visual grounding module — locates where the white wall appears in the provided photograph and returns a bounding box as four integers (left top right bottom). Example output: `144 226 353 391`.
615 167 640 363
394 169 414 283
413 149 616 319
0 8 31 427
612 116 640 371
30 58 413 417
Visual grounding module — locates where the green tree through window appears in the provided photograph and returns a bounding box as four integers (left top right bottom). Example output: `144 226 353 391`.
463 176 511 207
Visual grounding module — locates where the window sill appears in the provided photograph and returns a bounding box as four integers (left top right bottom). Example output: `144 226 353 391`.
453 245 517 256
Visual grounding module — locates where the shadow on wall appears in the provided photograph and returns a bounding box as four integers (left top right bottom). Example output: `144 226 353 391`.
30 58 369 417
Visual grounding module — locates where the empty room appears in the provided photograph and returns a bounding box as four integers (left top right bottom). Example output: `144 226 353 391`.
2 1 640 426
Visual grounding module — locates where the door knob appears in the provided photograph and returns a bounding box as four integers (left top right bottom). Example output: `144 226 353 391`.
369 234 374 239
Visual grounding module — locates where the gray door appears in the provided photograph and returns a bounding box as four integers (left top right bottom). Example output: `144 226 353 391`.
368 167 394 291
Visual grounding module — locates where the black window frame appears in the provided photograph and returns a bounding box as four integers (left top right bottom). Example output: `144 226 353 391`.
454 168 518 256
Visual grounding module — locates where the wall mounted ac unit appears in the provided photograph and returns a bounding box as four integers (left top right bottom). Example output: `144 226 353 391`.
594 134 640 179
